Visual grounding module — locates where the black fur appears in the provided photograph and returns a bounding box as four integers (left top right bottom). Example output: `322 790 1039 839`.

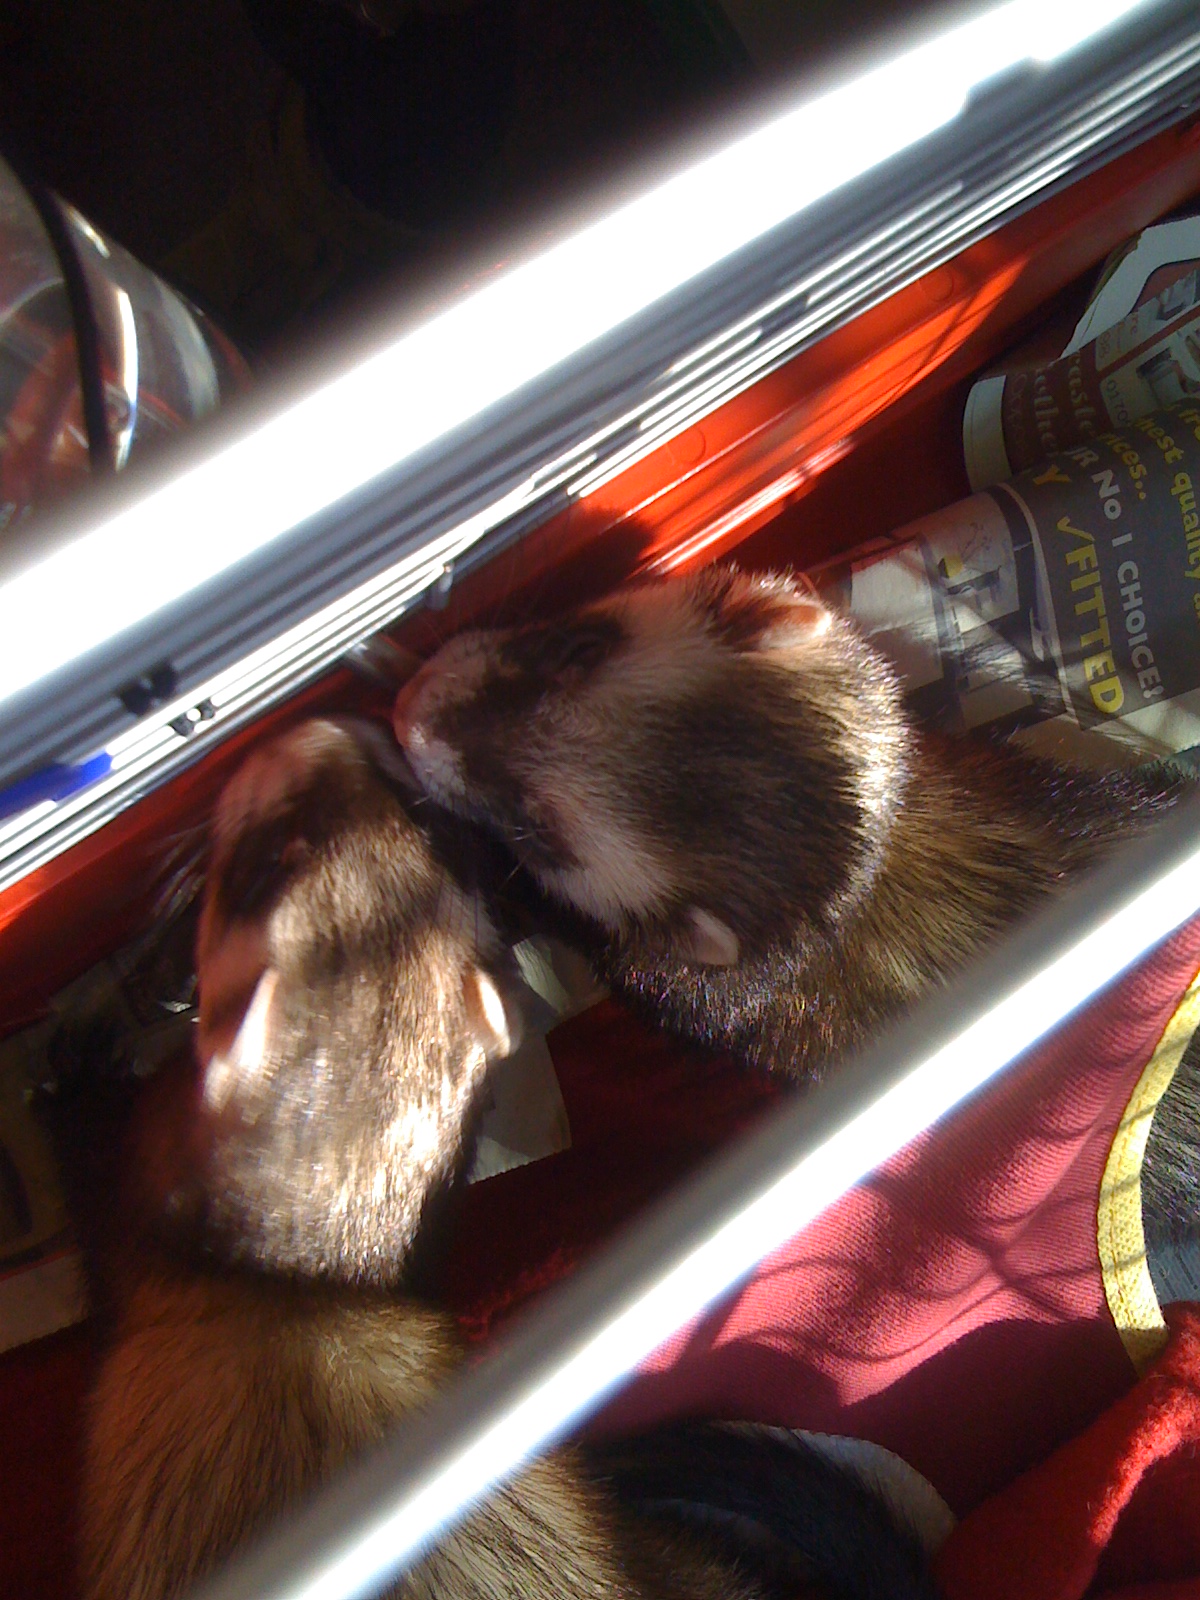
587 1422 938 1600
397 568 1190 1080
1142 1027 1200 1305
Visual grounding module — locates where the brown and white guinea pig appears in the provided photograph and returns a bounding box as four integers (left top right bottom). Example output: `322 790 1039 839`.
175 715 525 1284
393 564 1188 1079
79 716 938 1600
77 719 702 1600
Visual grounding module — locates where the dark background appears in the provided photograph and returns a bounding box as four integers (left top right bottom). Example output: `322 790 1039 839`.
0 0 931 359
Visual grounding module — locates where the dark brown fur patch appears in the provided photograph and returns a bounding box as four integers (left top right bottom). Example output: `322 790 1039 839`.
398 566 1191 1080
183 726 521 1286
601 730 1187 1078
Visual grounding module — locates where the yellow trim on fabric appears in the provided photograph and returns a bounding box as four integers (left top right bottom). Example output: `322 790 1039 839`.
1098 965 1200 1373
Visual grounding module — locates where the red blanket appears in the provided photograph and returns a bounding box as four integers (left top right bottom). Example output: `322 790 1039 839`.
445 916 1200 1517
937 1303 1200 1598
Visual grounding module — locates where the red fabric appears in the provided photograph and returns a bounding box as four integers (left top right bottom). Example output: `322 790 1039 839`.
444 916 1200 1513
439 1004 783 1337
10 922 1200 1600
0 1325 92 1600
936 1304 1200 1599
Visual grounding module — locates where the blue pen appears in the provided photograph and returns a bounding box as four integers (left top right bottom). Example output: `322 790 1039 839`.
0 751 113 824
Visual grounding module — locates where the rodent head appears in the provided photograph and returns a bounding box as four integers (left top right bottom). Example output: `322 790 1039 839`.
394 566 909 968
186 718 521 1286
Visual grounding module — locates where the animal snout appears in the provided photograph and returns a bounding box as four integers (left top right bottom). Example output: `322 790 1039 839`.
214 719 357 842
392 658 471 805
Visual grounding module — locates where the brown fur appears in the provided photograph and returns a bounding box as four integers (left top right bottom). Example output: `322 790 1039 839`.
83 1271 751 1600
78 719 793 1600
172 718 524 1283
395 566 1187 1078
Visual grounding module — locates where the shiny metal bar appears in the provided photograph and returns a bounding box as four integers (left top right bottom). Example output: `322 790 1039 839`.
193 787 1200 1600
2 0 1200 890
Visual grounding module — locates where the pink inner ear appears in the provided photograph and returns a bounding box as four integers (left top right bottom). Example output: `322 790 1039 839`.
683 908 741 967
462 968 519 1059
202 969 279 1111
759 596 832 649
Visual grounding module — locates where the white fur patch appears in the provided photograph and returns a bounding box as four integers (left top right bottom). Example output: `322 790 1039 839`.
607 586 723 702
397 636 492 744
541 787 673 929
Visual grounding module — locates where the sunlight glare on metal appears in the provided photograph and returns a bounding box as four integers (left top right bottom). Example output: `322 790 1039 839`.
113 288 139 470
0 0 1152 714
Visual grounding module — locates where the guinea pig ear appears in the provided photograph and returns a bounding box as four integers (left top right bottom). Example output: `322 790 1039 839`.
704 568 830 652
757 586 831 650
202 969 279 1112
462 967 522 1060
678 907 741 967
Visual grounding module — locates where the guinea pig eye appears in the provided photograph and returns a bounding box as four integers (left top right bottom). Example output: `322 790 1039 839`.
535 625 616 680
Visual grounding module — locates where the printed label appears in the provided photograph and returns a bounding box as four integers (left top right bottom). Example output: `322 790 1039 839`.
813 404 1200 757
